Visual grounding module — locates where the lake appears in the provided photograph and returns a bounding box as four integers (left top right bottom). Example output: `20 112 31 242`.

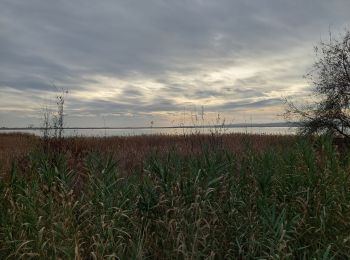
1 126 298 137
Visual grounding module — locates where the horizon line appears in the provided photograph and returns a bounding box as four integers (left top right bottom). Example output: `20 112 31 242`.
0 122 299 131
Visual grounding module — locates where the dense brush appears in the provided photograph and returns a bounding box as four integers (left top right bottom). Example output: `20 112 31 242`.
1 135 350 258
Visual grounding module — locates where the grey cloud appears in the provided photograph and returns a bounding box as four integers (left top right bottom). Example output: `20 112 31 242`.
232 88 268 98
121 88 143 97
212 98 283 111
1 0 350 125
192 90 222 98
66 94 281 118
2 0 348 79
67 96 181 115
235 76 268 87
0 79 54 92
188 87 267 99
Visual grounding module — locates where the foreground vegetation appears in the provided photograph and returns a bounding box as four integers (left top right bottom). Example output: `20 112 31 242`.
0 133 350 258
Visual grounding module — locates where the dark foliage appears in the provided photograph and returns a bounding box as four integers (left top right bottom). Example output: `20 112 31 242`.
286 30 350 139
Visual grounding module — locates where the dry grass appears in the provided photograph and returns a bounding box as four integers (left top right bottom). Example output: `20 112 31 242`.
0 133 39 175
2 133 350 258
0 133 296 175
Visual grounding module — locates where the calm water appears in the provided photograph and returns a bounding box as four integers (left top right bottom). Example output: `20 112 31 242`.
1 127 298 137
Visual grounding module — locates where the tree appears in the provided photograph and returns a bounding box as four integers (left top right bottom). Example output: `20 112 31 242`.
285 29 350 139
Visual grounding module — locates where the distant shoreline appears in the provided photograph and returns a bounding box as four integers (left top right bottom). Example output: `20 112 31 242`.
0 122 299 131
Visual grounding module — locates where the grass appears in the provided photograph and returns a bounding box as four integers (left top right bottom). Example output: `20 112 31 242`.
0 133 350 258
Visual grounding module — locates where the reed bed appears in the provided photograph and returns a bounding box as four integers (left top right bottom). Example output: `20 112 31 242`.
0 133 295 175
0 133 350 258
0 133 39 176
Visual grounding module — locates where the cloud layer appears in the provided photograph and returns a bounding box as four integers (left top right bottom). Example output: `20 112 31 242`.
1 0 349 127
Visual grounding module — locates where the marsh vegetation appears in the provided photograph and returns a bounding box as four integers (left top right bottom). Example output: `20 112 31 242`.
0 133 350 258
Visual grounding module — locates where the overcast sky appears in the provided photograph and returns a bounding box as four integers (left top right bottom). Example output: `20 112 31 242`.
1 0 349 127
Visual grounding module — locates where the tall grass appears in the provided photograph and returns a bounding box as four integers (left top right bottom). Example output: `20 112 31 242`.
0 135 350 258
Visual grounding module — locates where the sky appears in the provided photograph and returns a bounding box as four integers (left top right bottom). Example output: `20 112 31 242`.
1 0 349 127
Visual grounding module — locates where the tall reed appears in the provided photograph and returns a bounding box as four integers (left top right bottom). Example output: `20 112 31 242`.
0 135 350 258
